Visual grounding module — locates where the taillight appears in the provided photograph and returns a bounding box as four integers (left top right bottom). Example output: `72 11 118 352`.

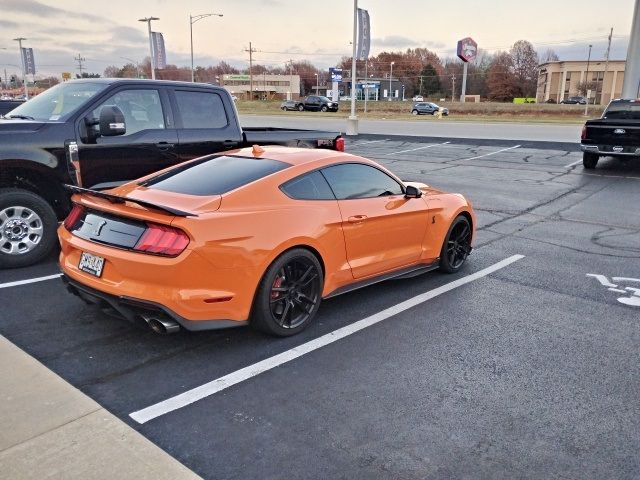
335 137 345 152
63 204 84 230
134 223 189 257
581 125 587 140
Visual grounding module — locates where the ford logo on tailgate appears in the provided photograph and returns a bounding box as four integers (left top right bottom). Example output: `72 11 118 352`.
614 128 626 134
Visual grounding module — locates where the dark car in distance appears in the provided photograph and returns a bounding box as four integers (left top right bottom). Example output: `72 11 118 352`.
411 102 449 116
280 100 302 111
299 96 339 112
560 96 587 105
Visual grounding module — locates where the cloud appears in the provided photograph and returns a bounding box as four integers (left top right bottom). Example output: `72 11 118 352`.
107 26 148 45
2 0 109 23
0 19 19 29
372 36 446 51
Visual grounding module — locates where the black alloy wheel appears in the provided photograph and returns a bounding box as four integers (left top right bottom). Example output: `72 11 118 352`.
252 249 323 336
439 216 472 273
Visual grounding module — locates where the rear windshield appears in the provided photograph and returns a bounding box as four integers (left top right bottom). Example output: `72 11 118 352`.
603 103 640 120
142 155 289 196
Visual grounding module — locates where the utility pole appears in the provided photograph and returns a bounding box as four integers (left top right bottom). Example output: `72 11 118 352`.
602 28 613 104
74 53 85 77
451 74 456 102
622 0 640 98
244 42 257 99
13 37 28 99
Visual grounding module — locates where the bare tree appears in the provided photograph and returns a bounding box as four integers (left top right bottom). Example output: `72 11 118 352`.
487 52 518 101
540 49 560 63
510 40 538 97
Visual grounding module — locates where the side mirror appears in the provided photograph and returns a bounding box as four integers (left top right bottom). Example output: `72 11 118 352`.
99 105 126 136
404 185 422 199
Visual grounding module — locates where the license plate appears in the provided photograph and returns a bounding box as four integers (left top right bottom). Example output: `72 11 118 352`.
78 252 105 277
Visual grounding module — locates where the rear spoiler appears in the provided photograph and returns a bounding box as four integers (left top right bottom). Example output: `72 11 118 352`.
63 185 197 218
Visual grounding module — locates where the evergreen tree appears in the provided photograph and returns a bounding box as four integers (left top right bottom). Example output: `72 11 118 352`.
420 64 441 96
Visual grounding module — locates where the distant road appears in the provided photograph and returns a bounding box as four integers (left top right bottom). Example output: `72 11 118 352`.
240 114 582 143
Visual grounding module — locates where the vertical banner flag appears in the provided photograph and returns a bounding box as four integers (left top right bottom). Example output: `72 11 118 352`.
356 8 370 61
21 48 36 75
151 32 167 69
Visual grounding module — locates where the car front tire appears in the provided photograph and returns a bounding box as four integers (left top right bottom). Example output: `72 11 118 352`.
298 105 304 112
252 248 324 337
0 188 58 269
439 216 472 274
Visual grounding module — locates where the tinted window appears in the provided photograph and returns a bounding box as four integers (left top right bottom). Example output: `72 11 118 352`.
143 156 289 196
281 171 336 200
604 103 640 120
175 90 228 129
321 163 404 200
92 89 164 136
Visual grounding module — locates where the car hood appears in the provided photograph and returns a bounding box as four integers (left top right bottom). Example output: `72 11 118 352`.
0 118 48 133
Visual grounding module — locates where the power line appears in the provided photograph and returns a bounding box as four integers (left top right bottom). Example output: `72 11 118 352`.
74 53 85 76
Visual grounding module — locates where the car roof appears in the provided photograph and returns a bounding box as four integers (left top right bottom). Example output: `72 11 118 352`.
229 146 350 168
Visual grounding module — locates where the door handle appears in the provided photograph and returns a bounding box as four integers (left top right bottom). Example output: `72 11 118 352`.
348 215 367 223
223 140 239 148
156 142 175 150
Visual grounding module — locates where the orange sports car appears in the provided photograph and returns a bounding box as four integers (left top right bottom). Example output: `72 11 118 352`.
58 145 476 336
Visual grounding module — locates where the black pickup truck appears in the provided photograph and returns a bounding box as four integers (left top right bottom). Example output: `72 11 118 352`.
581 99 640 169
0 79 344 268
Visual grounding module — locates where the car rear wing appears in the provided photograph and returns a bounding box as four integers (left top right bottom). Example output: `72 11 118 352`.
63 184 197 218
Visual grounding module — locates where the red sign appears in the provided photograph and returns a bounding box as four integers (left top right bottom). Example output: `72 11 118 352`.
457 37 478 63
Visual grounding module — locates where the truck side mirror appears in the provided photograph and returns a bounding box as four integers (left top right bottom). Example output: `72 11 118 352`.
99 105 126 136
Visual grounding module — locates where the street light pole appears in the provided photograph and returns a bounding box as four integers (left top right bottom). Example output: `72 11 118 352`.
190 12 223 82
584 44 592 116
388 61 394 101
346 0 358 135
622 0 640 98
13 37 28 99
138 17 159 80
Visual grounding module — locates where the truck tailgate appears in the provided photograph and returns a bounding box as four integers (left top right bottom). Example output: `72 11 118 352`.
584 121 640 147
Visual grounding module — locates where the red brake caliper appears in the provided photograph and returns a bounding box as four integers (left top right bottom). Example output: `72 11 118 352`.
271 276 284 300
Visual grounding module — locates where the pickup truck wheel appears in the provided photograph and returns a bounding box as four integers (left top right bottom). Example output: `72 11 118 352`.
0 188 58 269
298 104 304 112
583 152 599 169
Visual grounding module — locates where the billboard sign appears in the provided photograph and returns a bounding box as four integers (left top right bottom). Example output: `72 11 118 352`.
456 37 477 63
329 68 342 82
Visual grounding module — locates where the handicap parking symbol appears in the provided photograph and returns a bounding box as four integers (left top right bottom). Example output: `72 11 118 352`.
587 274 640 307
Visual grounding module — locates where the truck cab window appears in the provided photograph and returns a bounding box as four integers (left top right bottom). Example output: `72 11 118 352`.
91 89 165 136
174 91 228 129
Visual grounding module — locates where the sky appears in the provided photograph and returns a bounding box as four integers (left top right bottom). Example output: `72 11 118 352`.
0 0 635 78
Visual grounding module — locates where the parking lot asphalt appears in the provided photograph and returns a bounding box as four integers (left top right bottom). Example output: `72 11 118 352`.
1 136 639 479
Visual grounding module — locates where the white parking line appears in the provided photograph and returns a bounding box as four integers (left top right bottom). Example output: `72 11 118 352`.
459 144 521 161
0 273 62 290
129 254 525 424
354 139 386 145
388 141 451 155
564 159 583 169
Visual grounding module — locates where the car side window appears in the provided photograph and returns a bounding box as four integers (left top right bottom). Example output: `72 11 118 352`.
174 90 228 129
321 163 404 200
91 89 165 136
280 171 336 200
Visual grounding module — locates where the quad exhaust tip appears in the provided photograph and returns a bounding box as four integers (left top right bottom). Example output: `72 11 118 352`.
141 314 180 334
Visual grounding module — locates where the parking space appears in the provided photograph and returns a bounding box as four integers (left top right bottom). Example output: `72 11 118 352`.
1 136 639 479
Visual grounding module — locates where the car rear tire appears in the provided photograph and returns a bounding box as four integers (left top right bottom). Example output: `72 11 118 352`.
411 110 418 115
252 248 324 337
438 216 472 274
298 104 304 112
0 188 58 269
583 152 599 169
